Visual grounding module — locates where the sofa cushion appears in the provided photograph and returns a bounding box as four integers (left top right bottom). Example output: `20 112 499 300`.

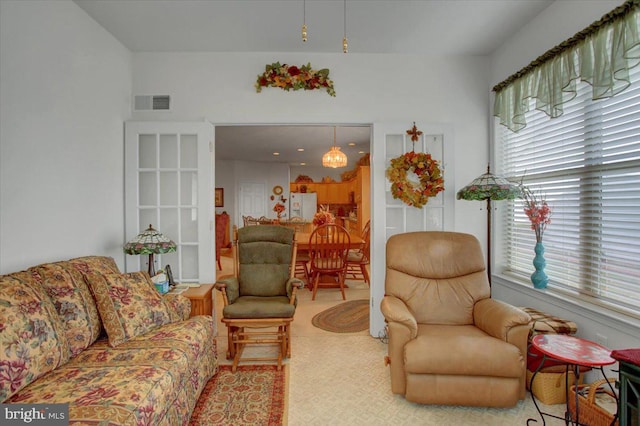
30 262 102 357
85 272 179 347
68 255 120 275
6 316 217 425
0 271 71 402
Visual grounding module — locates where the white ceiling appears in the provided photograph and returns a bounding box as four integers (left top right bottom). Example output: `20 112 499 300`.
74 0 552 55
74 0 553 166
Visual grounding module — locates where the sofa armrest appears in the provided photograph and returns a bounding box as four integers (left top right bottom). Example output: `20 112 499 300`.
163 294 192 321
380 295 418 340
474 298 531 347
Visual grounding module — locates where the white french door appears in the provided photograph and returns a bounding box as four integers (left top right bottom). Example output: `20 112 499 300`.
124 121 215 284
369 123 454 335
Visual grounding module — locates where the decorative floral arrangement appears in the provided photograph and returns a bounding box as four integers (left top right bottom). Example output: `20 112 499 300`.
386 151 445 208
273 202 286 219
295 174 314 183
255 62 336 97
521 185 551 242
312 205 335 227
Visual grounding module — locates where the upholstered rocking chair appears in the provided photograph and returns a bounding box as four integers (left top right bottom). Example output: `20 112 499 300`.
215 225 304 372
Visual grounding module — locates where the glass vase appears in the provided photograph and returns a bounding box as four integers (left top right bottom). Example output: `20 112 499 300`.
531 242 549 289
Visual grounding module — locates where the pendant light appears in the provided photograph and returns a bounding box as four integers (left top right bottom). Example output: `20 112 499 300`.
302 0 307 42
322 127 348 168
342 0 348 53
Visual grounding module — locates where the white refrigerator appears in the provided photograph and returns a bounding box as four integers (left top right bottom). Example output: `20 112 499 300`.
289 192 317 220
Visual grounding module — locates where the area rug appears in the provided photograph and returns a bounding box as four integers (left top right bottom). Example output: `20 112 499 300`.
190 365 288 426
311 299 369 333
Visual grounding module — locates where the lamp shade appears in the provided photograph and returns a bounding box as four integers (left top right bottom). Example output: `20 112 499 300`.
456 165 520 201
322 146 348 168
123 225 176 255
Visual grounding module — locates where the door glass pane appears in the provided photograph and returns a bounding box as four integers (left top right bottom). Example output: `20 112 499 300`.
181 245 199 280
181 208 198 242
181 172 197 206
139 209 157 234
159 172 178 205
386 207 403 238
139 134 156 169
159 208 179 243
386 134 403 159
160 134 178 169
406 208 424 232
425 134 443 159
180 134 198 169
426 208 444 230
139 172 157 206
162 251 179 280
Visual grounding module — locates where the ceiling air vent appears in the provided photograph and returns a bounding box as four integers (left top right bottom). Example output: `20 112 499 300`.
134 95 171 111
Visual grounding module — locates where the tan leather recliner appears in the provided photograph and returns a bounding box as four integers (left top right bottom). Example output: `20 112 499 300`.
380 231 531 407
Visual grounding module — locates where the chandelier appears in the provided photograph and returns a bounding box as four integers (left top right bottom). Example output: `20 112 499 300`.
322 127 348 168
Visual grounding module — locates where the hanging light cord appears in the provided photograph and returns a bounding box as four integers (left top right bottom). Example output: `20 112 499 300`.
343 0 348 53
302 0 307 42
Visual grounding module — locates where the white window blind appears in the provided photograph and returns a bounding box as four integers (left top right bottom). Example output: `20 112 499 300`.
497 66 640 318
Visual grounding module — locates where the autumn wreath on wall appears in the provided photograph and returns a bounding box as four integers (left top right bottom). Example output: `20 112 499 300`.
385 123 445 208
255 62 336 96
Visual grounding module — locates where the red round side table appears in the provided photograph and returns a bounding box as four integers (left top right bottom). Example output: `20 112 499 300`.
528 334 617 426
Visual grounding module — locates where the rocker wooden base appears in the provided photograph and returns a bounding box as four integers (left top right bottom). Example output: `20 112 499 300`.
222 318 293 372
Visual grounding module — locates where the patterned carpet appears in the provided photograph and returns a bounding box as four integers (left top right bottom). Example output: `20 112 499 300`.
190 365 287 426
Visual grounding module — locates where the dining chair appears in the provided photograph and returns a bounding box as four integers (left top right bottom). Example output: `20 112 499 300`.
289 216 310 282
242 215 260 226
346 220 370 286
215 212 230 270
308 224 351 301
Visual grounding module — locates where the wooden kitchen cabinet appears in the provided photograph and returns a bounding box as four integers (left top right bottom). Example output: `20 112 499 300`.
355 166 370 236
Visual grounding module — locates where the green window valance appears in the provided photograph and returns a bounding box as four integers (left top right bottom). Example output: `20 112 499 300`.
493 0 640 133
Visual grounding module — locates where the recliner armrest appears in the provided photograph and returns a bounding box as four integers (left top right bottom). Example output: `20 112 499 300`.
474 298 531 341
380 295 418 339
286 277 305 293
215 276 239 304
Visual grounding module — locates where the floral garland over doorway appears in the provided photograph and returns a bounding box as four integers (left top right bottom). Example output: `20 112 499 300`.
255 62 336 96
385 123 445 208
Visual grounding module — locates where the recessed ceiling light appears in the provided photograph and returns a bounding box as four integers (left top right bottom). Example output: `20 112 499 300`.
297 148 305 152
348 142 356 146
300 162 306 166
358 151 365 154
273 152 280 156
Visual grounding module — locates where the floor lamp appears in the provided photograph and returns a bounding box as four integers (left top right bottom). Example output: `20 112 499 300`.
456 164 520 285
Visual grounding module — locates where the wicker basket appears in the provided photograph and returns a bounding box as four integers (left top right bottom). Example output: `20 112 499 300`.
568 378 619 426
527 366 584 405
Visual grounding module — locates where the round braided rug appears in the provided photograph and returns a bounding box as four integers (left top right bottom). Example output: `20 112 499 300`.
311 299 369 333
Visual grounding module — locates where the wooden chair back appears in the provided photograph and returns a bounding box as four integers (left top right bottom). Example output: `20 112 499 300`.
309 224 351 274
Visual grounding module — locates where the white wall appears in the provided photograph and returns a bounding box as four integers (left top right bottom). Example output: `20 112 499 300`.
490 0 640 353
0 0 132 273
131 53 491 244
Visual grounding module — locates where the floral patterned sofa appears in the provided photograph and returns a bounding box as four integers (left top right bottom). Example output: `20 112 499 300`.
0 256 217 425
